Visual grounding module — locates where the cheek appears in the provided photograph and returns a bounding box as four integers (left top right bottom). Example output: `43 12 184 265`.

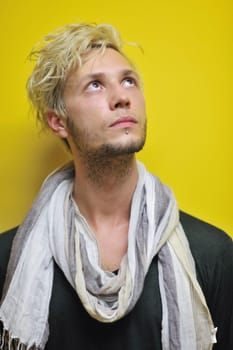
66 98 91 119
135 93 146 113
67 99 107 130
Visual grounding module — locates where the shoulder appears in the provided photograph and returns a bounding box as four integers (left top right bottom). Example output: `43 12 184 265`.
180 210 233 284
180 211 232 256
180 211 233 275
0 227 18 298
180 210 233 301
180 212 233 349
0 227 17 258
0 227 17 259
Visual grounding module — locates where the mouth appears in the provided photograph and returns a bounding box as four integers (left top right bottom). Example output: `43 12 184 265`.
109 116 138 129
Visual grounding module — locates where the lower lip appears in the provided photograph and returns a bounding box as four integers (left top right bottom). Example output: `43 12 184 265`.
110 121 137 129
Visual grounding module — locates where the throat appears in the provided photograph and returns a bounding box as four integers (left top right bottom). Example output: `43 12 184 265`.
83 152 135 188
86 216 129 272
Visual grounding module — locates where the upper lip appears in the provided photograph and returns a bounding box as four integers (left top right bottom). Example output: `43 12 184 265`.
109 116 138 127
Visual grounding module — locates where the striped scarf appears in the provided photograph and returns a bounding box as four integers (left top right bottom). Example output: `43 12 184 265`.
0 162 216 349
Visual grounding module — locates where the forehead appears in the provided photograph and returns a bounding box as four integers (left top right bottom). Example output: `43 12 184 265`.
68 48 135 82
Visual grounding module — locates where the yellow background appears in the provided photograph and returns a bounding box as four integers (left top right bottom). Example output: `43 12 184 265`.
0 0 232 237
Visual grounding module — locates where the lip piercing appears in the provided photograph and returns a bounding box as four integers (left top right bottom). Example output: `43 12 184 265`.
125 128 129 135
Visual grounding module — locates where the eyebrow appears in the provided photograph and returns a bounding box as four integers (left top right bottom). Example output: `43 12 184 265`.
82 69 140 82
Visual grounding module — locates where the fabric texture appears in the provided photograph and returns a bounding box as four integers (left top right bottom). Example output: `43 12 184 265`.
0 162 216 349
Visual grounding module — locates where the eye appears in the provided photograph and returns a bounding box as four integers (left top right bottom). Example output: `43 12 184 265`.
122 77 137 88
86 80 102 91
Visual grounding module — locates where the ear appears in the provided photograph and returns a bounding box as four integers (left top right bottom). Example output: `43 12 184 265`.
47 110 69 139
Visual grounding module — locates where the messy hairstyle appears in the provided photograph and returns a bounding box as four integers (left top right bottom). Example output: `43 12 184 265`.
27 23 126 128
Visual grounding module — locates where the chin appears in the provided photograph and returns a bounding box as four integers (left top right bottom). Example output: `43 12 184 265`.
99 138 145 156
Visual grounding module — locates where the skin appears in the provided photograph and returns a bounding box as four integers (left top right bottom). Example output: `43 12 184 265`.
47 48 147 271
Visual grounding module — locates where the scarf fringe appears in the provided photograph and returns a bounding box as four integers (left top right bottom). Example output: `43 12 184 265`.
0 322 38 350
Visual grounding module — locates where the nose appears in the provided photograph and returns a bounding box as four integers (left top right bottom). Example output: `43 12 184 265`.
109 86 131 110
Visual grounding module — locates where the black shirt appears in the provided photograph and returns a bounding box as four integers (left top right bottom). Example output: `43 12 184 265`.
0 212 232 349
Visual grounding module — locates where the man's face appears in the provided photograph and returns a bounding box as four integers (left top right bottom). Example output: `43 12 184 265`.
63 48 147 157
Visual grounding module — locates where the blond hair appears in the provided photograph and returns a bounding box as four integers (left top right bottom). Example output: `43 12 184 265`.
27 23 125 128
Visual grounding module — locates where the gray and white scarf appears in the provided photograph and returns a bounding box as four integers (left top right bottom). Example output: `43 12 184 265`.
0 161 216 349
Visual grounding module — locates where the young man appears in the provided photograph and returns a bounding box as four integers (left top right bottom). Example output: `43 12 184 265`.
0 23 232 350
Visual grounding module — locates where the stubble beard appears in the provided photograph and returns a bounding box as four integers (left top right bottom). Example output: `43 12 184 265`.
67 119 147 187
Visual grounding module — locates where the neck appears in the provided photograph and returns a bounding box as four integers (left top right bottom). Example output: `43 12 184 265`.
72 153 138 227
83 153 136 187
72 152 139 271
